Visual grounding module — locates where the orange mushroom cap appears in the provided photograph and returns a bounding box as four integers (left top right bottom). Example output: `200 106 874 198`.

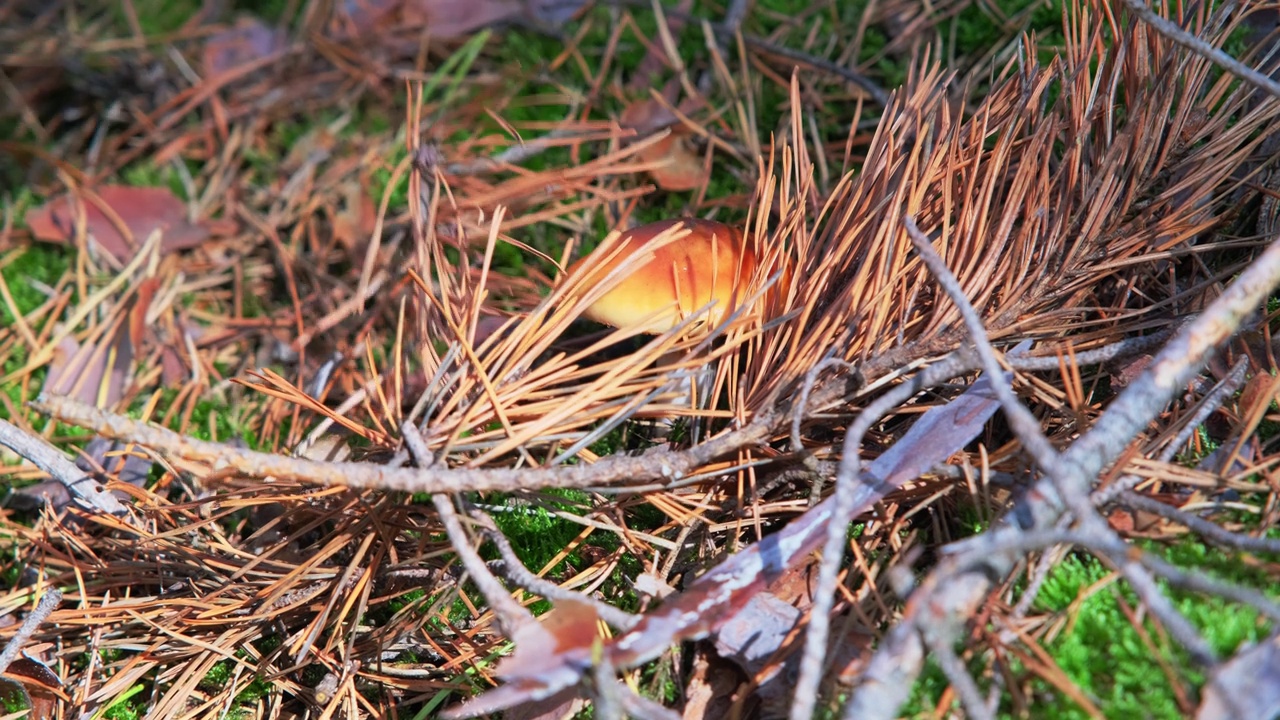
568 219 759 335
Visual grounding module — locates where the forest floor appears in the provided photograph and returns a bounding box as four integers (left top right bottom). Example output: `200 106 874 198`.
2 0 1280 718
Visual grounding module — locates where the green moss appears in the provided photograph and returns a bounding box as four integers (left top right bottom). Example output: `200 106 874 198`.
0 243 71 325
119 160 193 201
369 146 411 214
142 387 257 448
232 0 290 23
100 682 147 720
487 498 592 577
1023 547 1273 718
0 679 29 713
899 537 1279 719
111 0 202 36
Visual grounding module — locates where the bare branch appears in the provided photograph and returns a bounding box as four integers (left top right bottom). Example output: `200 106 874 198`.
401 423 533 636
1116 491 1280 555
465 507 641 630
845 225 1280 719
31 395 772 494
790 350 987 720
925 634 994 720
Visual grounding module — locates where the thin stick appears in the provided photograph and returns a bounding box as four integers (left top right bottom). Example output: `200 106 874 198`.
0 418 128 516
0 589 62 674
904 216 1217 664
401 423 532 636
465 508 641 629
32 395 772 495
844 226 1280 719
1119 0 1280 100
789 350 978 720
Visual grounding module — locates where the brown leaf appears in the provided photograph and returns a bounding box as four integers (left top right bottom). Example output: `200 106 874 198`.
42 332 130 408
638 132 709 192
503 688 586 720
711 556 872 716
330 0 403 35
332 178 377 252
681 647 746 720
129 277 162 351
332 0 556 39
25 185 209 261
619 96 680 136
406 0 524 37
1110 353 1153 389
4 657 62 691
619 97 708 192
0 656 61 720
202 18 287 77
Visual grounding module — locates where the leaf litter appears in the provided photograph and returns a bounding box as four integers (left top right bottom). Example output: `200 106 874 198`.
1 0 1280 718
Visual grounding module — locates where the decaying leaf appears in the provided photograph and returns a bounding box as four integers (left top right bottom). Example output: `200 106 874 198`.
442 597 602 718
681 647 746 720
620 94 709 191
25 185 209 261
712 557 873 717
1196 634 1280 720
202 18 287 77
42 332 130 408
330 0 584 40
637 131 708 191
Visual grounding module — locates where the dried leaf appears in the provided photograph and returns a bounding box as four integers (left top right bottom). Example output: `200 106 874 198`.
1197 634 1280 720
0 656 60 720
4 657 61 691
442 598 601 718
619 96 680 136
681 648 745 720
712 557 872 715
129 276 162 351
25 185 209 261
202 18 287 77
332 178 377 252
331 0 401 35
638 132 708 192
331 0 573 39
503 687 586 720
619 96 708 191
42 333 129 408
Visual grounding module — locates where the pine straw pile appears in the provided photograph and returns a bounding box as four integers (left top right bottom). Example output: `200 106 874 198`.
3 0 1280 717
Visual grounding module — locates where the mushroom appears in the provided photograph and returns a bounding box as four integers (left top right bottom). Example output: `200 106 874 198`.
567 218 761 334
566 218 772 414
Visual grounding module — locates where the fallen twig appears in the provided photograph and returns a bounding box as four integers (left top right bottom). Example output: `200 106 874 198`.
465 508 641 630
1120 0 1280 100
0 418 128 516
30 395 772 494
0 589 62 675
401 423 533 637
842 223 1280 719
